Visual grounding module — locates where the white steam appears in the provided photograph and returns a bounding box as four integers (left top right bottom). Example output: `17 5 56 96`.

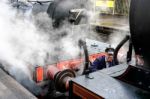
0 0 100 80
0 0 129 83
0 1 51 79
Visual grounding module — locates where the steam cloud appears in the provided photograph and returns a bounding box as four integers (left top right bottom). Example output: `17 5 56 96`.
0 0 129 95
0 0 99 94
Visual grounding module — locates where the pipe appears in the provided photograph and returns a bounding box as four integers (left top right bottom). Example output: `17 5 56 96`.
47 65 60 80
78 39 89 75
47 66 76 92
113 35 130 65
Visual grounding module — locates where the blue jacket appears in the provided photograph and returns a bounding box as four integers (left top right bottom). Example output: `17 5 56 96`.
90 55 115 72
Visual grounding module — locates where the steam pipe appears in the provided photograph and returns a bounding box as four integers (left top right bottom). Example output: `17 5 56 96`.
78 39 89 75
113 35 130 65
126 39 132 63
47 66 76 92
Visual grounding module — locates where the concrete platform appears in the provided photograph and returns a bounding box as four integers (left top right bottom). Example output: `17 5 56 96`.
0 68 37 99
91 15 129 33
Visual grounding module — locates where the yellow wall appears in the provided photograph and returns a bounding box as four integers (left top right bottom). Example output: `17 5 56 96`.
95 0 115 8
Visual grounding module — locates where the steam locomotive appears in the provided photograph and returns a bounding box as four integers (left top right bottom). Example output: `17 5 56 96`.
0 0 150 99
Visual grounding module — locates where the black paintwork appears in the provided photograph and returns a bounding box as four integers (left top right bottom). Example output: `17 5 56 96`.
130 0 150 66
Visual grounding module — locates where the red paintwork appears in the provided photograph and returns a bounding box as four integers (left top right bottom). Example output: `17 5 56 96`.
36 66 44 82
56 52 107 71
36 52 107 82
47 65 60 80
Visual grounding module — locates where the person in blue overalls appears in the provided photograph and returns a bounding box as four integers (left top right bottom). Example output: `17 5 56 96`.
90 46 115 72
